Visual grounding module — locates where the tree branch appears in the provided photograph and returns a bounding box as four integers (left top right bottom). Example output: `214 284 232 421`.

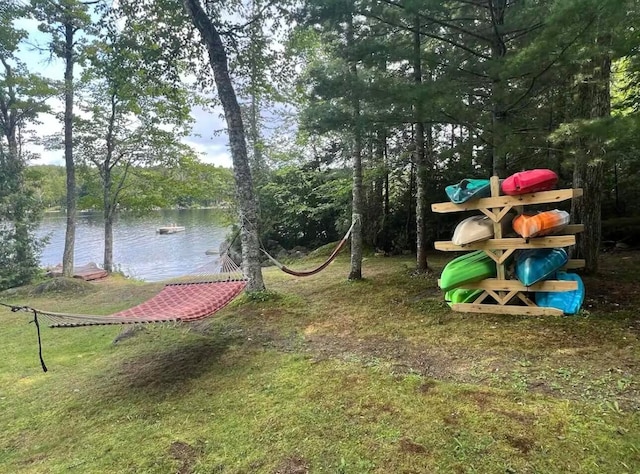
377 0 494 45
504 16 596 114
365 11 492 60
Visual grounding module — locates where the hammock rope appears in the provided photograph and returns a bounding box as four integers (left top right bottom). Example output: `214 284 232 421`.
260 221 355 277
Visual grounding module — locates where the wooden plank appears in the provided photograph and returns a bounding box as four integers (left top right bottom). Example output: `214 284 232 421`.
431 188 583 213
473 291 490 304
434 235 576 251
485 289 519 305
498 248 516 264
564 224 584 234
489 176 506 280
451 303 564 316
517 293 537 307
564 259 585 269
452 278 578 292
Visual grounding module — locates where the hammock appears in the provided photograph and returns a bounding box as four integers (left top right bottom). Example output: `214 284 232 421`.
260 221 355 277
1 254 247 372
1 253 247 329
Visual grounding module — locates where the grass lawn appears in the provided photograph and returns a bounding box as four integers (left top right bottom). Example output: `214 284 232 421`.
1 251 639 473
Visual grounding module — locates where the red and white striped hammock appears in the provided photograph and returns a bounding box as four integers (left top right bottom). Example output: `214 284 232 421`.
2 254 246 328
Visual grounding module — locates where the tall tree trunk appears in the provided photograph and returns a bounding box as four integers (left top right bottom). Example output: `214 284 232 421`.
413 15 429 272
104 207 114 273
103 96 117 273
571 43 610 274
346 15 363 280
489 0 507 178
62 22 76 277
104 168 114 273
373 129 388 252
406 160 415 249
183 0 265 291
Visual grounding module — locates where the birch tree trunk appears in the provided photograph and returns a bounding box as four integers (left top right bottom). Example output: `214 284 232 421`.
346 14 363 280
182 0 265 291
62 21 77 277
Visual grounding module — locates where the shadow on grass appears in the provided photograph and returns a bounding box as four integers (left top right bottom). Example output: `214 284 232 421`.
97 329 246 400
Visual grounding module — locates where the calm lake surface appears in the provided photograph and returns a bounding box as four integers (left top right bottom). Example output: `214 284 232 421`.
37 209 232 282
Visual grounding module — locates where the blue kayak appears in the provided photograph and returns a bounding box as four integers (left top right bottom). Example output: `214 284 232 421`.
535 271 585 315
515 248 568 286
445 179 491 204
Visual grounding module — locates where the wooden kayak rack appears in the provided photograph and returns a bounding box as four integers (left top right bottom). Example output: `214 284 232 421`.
432 176 584 316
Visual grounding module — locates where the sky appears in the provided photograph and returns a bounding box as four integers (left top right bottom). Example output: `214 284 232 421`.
15 18 234 168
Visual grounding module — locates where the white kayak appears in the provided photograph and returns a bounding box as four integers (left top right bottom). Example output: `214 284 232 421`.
452 214 513 246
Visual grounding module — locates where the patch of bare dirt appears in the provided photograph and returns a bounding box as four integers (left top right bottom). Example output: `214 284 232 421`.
582 277 640 311
302 333 480 381
417 380 436 394
504 435 534 454
169 440 202 474
399 437 428 454
273 456 309 474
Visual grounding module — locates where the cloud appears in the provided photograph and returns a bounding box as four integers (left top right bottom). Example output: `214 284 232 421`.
185 139 232 168
186 105 233 167
26 103 232 168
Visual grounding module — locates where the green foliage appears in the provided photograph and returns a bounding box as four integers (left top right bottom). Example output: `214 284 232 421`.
25 165 66 209
0 2 51 290
71 3 197 218
25 163 237 212
258 165 351 249
161 155 236 208
0 192 45 290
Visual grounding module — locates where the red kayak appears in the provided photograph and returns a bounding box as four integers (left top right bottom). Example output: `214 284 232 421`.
501 169 558 195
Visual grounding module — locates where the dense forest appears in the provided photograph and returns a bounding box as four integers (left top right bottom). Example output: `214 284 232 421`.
1 0 639 290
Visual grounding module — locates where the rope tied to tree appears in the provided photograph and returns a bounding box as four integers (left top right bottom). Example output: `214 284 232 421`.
260 220 356 277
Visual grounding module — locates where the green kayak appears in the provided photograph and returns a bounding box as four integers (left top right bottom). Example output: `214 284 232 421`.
439 250 496 291
445 178 491 204
444 288 484 307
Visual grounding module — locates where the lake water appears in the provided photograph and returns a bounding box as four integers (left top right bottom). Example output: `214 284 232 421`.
36 209 232 282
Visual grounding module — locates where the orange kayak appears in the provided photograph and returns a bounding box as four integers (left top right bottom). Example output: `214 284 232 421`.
512 210 570 239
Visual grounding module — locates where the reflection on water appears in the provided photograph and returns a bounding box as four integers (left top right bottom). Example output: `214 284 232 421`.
36 209 232 282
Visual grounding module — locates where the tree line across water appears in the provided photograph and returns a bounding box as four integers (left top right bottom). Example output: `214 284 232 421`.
2 0 639 292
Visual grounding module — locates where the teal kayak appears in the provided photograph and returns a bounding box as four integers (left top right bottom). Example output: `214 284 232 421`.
439 250 496 291
535 271 584 315
445 179 491 204
444 288 484 307
515 248 568 286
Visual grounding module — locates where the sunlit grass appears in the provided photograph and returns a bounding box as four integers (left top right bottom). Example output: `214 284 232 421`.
1 251 639 473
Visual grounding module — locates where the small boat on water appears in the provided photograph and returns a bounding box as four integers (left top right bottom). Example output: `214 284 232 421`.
157 225 186 235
